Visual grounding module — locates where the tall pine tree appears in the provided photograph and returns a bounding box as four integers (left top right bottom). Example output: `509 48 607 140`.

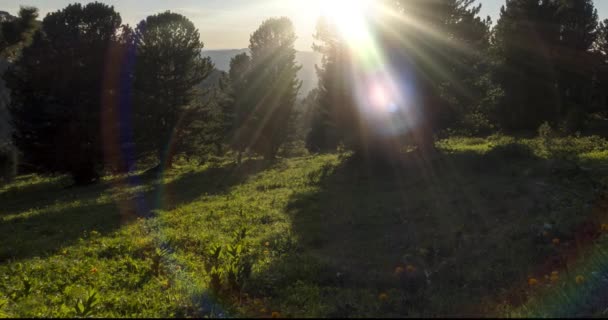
554 0 598 130
0 6 39 181
7 2 122 184
492 0 562 131
306 17 350 153
243 17 301 160
133 11 213 169
227 52 252 163
391 0 493 141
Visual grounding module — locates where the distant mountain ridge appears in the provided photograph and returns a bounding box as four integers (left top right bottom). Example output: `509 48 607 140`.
202 49 321 97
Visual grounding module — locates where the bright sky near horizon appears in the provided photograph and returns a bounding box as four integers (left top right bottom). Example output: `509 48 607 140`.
1 0 607 51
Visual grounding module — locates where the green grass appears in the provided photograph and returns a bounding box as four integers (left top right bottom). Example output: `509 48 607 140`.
0 135 607 317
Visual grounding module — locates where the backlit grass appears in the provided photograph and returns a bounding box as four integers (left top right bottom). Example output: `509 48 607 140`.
1 136 607 317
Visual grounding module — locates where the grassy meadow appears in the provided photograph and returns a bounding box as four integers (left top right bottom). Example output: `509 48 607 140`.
1 135 608 317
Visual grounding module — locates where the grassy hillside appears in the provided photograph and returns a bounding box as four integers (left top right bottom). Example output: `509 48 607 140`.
1 136 608 317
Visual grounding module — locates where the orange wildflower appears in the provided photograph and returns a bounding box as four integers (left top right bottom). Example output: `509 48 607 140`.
90 267 98 274
528 278 538 286
576 275 585 284
271 311 281 318
406 265 416 273
378 293 388 301
394 266 405 275
552 238 560 245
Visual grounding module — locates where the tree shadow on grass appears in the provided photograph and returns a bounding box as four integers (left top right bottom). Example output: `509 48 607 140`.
252 144 604 317
0 158 272 262
0 174 70 204
157 159 272 211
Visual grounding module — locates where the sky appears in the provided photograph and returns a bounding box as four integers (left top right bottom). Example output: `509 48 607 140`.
1 0 608 51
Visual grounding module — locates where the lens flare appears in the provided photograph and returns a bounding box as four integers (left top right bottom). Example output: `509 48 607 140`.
314 0 418 138
289 0 434 142
370 83 390 110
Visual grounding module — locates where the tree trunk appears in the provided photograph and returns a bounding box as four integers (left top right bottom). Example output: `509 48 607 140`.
215 143 223 156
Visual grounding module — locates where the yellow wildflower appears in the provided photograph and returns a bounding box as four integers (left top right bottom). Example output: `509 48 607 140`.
259 308 267 314
552 238 560 245
263 250 270 255
602 224 608 232
576 275 585 284
550 271 559 282
271 311 281 318
378 293 389 301
264 242 270 247
406 265 416 273
528 278 538 286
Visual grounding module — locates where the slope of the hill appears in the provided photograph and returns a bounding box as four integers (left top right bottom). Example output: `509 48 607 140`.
0 136 607 317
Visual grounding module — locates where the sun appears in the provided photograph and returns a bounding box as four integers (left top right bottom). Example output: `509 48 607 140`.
318 0 372 44
290 0 374 46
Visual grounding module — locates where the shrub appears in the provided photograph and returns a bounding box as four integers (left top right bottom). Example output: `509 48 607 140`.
538 122 553 140
205 227 253 295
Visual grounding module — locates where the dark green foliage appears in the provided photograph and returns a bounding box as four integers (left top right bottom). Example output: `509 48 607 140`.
592 19 608 116
6 2 122 185
133 11 213 168
597 19 608 58
555 0 599 131
0 6 38 61
0 7 38 176
241 17 302 160
492 0 560 130
395 0 493 127
492 0 599 132
226 52 252 163
390 0 495 149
